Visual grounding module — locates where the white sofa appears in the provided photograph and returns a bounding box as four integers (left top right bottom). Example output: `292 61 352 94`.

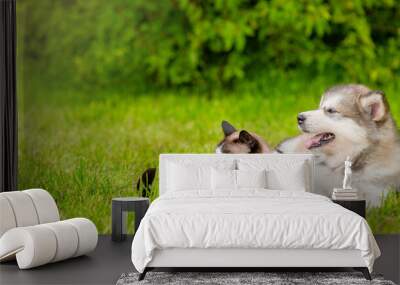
0 189 98 269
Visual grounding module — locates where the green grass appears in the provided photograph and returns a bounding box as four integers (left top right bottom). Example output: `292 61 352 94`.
18 70 400 234
367 190 400 234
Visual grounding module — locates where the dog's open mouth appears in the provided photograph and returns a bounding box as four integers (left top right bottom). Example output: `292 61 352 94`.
305 133 335 149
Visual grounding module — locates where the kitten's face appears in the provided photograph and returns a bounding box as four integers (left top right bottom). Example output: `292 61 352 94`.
216 121 263 154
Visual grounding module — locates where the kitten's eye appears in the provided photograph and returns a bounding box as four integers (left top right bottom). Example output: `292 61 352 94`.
326 108 337 114
233 139 240 143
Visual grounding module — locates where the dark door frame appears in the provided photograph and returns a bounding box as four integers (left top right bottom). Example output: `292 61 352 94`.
0 0 17 192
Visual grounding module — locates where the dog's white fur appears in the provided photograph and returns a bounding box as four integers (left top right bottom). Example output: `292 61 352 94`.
299 104 368 169
278 84 400 206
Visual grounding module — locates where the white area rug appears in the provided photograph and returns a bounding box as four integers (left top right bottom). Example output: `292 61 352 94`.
116 271 395 285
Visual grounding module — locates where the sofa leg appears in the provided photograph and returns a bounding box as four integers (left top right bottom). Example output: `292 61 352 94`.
138 268 148 281
354 267 371 280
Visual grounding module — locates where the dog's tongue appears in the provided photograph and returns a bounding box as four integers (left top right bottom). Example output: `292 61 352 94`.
305 134 324 149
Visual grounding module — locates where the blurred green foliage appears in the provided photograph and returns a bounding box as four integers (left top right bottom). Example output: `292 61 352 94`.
368 189 400 234
18 0 400 88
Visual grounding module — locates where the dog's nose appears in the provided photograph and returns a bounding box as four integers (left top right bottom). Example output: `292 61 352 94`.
297 114 306 125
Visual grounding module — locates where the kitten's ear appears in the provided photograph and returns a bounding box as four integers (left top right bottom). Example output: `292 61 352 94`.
358 90 389 122
221 120 237 136
239 130 257 149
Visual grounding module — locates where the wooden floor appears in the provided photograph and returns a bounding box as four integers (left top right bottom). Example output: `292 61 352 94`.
0 235 398 285
0 235 135 285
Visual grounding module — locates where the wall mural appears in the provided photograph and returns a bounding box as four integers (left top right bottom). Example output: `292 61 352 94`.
17 0 399 234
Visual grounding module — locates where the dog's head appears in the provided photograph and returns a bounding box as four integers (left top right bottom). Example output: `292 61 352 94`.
216 121 270 154
295 84 393 168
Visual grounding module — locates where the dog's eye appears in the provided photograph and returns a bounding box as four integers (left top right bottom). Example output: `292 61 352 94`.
326 108 337 114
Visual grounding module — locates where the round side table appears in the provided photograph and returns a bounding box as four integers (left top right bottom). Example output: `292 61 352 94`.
111 197 150 242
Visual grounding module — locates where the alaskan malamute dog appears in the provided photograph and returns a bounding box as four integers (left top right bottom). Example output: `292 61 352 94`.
217 84 400 205
279 84 400 205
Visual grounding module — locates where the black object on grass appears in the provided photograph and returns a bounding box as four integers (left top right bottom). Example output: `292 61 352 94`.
136 168 156 198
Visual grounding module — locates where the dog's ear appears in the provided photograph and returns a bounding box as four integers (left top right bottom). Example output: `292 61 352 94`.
358 90 389 122
221 120 236 137
239 130 257 149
